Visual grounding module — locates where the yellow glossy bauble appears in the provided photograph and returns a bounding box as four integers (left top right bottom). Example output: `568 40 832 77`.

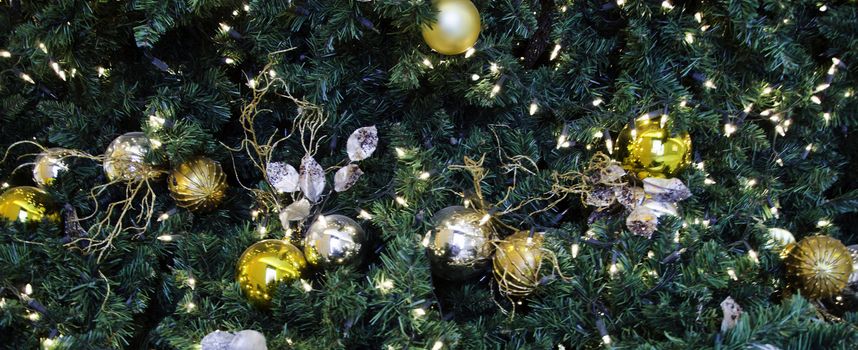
304 214 366 267
0 186 60 224
33 148 70 187
493 231 544 297
426 206 494 280
236 239 307 305
168 157 227 212
103 132 160 182
421 0 481 55
784 236 853 299
614 115 692 178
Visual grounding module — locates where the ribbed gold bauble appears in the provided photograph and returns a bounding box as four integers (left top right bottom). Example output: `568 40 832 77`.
303 214 366 267
168 157 227 211
784 236 853 299
421 0 481 55
103 132 160 182
33 148 70 187
236 239 307 305
426 206 493 280
0 186 60 224
614 115 692 178
493 231 544 297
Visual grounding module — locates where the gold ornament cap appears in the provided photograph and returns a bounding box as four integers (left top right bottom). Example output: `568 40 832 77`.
103 132 160 182
303 214 366 267
785 235 853 299
421 0 481 55
614 114 691 178
493 230 544 297
33 148 70 187
0 186 60 224
168 157 228 211
236 239 307 305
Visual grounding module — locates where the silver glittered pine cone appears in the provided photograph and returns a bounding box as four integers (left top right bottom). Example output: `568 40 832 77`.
426 206 494 280
303 214 367 267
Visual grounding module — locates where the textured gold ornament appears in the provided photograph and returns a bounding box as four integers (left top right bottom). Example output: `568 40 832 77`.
236 239 307 305
784 236 853 299
168 157 227 211
103 132 160 182
304 214 366 267
614 115 692 178
0 186 60 224
426 206 493 280
33 148 70 187
421 0 481 55
493 231 544 297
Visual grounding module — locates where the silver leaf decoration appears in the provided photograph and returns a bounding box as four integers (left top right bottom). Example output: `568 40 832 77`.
641 199 679 217
585 185 616 209
642 177 691 203
720 297 742 333
279 198 311 226
299 155 325 202
626 206 658 238
334 164 363 192
267 162 299 193
201 330 268 350
615 186 645 210
347 126 378 161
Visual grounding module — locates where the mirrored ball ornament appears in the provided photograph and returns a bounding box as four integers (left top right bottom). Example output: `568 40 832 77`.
0 186 60 224
493 230 544 297
236 239 307 305
784 235 853 299
103 132 160 182
168 157 228 212
33 148 70 187
421 0 481 55
303 214 366 267
426 206 494 280
614 115 692 179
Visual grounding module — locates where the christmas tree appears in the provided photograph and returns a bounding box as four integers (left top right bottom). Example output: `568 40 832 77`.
2 0 858 349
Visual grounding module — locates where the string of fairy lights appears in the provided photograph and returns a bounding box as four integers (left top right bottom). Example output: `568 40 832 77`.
0 1 849 348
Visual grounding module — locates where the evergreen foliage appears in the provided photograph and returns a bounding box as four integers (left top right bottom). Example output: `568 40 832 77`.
1 0 858 349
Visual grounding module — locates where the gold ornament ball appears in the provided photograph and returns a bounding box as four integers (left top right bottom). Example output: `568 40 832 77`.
426 206 494 280
168 157 228 212
33 148 70 187
236 239 307 305
493 230 544 297
103 132 160 182
0 186 60 224
421 0 481 55
784 236 854 299
614 115 692 178
304 214 367 267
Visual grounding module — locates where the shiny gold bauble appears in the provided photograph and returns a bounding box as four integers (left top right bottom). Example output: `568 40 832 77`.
168 157 227 211
236 239 307 305
426 206 493 280
103 132 160 182
493 231 544 297
614 115 692 178
303 214 366 267
784 236 854 299
33 148 70 187
0 186 60 224
421 0 481 55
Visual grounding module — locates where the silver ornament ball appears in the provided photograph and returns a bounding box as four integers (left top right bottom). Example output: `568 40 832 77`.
426 206 494 280
303 214 367 267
